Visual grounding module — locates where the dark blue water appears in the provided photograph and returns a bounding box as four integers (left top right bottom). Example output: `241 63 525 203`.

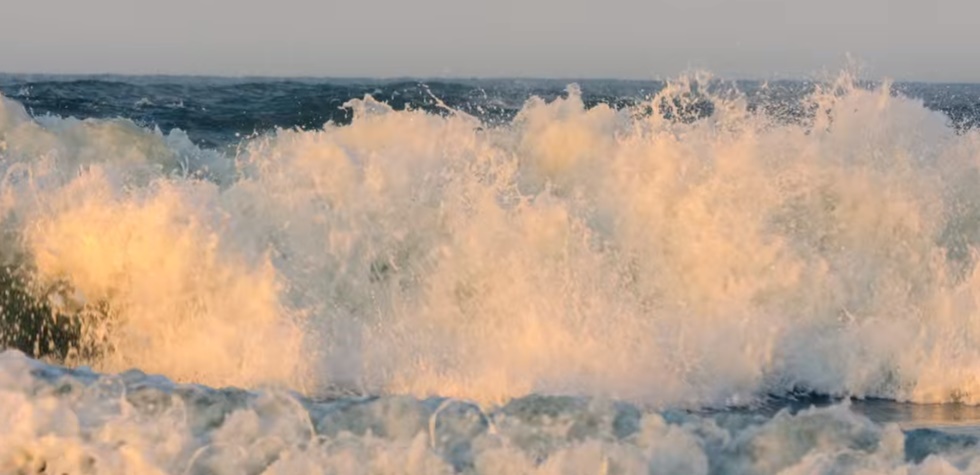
0 76 653 148
3 75 978 149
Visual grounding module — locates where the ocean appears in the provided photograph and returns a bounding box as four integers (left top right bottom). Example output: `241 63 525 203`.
2 73 980 473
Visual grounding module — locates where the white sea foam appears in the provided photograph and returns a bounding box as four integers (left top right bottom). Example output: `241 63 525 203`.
1 351 979 474
3 74 980 409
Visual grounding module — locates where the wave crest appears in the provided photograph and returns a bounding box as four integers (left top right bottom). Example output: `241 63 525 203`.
2 74 980 406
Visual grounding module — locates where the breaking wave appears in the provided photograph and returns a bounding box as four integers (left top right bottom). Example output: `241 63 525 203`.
3 73 980 408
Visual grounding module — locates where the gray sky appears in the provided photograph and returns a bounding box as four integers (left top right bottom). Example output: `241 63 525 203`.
2 0 978 81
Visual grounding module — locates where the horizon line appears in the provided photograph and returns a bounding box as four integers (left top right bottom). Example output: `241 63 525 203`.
2 71 978 87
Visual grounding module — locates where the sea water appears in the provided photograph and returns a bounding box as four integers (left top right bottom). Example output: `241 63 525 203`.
3 73 980 473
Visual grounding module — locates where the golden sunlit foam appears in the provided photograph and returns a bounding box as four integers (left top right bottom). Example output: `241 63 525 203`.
2 73 980 407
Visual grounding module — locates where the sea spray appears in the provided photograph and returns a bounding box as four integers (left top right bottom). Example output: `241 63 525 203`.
2 75 980 407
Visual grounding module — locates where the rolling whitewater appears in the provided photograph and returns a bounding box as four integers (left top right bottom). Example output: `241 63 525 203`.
3 73 980 473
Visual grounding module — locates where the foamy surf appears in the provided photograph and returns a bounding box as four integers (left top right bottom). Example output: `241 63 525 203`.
3 350 980 474
4 73 980 472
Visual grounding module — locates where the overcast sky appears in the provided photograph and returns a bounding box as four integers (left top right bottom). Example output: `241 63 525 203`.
2 0 977 81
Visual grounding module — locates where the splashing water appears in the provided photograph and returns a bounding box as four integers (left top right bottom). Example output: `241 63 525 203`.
2 74 980 411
